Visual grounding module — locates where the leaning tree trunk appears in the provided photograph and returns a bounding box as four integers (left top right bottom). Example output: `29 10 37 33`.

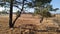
9 0 13 28
40 17 44 23
12 0 25 27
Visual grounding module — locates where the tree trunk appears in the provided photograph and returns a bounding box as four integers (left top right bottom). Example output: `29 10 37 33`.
12 0 25 27
40 17 44 23
9 0 13 28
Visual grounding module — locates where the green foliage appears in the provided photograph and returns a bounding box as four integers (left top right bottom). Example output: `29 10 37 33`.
34 4 52 18
35 0 52 3
2 0 10 2
52 8 59 11
16 11 20 16
0 10 7 14
34 0 52 7
0 0 52 9
40 9 52 18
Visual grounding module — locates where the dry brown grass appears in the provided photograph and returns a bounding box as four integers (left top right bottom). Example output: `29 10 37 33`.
0 14 60 34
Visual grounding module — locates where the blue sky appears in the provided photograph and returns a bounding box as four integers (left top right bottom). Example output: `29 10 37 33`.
50 0 60 14
0 0 60 13
51 0 60 9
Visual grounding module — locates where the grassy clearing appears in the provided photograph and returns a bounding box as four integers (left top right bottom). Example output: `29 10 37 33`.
0 14 60 34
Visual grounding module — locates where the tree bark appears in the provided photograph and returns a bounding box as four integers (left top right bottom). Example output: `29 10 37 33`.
12 0 25 27
40 17 44 23
9 0 13 28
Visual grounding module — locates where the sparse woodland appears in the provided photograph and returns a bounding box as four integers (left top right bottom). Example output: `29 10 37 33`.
0 0 60 34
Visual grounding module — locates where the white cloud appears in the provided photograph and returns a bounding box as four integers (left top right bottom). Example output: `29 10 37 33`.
0 7 4 11
0 7 19 12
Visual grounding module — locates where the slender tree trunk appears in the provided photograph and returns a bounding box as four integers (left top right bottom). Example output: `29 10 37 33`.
12 0 25 27
40 17 44 23
9 0 13 28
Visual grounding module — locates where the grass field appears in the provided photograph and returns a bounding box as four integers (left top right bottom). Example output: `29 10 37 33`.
0 14 60 34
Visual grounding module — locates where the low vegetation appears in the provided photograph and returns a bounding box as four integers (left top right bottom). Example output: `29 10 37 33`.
0 14 60 34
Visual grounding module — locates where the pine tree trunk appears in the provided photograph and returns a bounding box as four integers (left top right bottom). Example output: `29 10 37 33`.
40 17 44 23
9 0 13 28
12 0 24 27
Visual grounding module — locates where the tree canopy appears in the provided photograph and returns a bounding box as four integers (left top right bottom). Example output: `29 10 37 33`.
0 0 52 10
